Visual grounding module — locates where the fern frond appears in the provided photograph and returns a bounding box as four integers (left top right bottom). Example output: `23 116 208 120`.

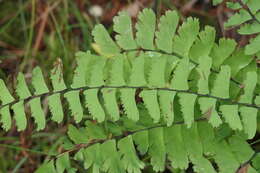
2 9 260 172
42 120 258 173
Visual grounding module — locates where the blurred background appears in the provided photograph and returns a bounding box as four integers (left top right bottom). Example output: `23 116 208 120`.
0 0 254 172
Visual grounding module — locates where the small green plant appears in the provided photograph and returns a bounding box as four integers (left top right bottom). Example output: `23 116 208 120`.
1 7 260 173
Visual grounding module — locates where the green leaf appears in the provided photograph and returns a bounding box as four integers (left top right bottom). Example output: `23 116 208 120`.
108 56 125 85
92 24 120 57
148 127 166 172
178 93 197 128
67 124 88 144
238 22 260 35
226 2 241 9
255 95 260 105
252 153 260 170
118 136 145 173
245 34 260 55
155 10 179 53
16 73 31 99
191 156 216 173
213 0 223 5
102 89 119 121
31 67 49 95
85 121 107 140
64 91 84 123
101 140 125 173
196 56 212 94
171 57 193 90
88 58 106 87
35 160 56 173
140 90 161 123
197 122 216 154
239 106 257 139
0 79 14 104
129 55 147 86
224 9 251 28
48 94 64 123
50 59 66 91
148 56 166 87
212 141 240 173
29 98 46 131
211 65 231 98
121 89 139 121
12 101 27 131
82 144 103 172
198 97 222 127
220 105 243 131
239 71 257 104
84 90 106 123
228 135 254 163
56 153 71 173
113 11 137 50
133 131 149 155
0 106 12 131
71 51 92 88
158 90 176 126
181 124 203 157
210 39 236 69
164 125 189 169
136 9 156 50
182 124 216 172
189 26 216 62
173 17 200 56
247 0 260 14
223 49 252 77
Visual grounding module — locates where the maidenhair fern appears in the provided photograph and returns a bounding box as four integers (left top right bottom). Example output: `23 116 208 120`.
1 8 260 173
